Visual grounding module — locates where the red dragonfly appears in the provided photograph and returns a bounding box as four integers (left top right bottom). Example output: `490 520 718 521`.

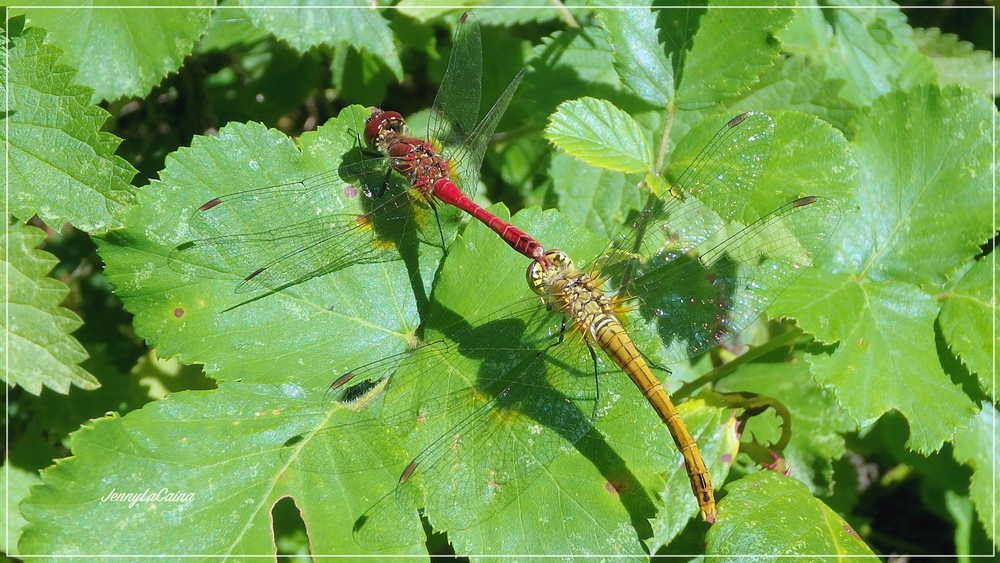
170 13 546 293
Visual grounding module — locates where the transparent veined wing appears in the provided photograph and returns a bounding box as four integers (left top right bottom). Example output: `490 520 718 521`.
592 112 776 289
617 195 843 363
427 12 525 200
427 12 482 152
168 172 416 293
280 296 609 549
168 164 418 293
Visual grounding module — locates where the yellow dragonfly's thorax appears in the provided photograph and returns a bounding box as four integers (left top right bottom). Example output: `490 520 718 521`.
527 251 617 342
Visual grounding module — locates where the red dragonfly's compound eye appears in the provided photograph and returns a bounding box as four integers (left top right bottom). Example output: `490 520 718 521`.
364 109 403 146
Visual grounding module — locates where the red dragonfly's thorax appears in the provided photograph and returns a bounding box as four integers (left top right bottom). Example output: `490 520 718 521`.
365 107 451 193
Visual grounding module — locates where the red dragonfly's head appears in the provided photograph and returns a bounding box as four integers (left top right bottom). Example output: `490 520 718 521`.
364 108 405 149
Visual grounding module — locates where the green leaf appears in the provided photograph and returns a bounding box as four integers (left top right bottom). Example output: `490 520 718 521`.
2 25 137 232
2 463 41 557
771 86 991 454
395 207 743 556
953 403 998 548
549 151 643 239
46 205 740 558
806 278 975 453
717 360 854 497
242 2 403 80
675 3 794 110
18 382 421 557
468 2 589 27
940 258 998 399
724 56 858 134
779 0 937 107
194 3 271 53
706 471 876 556
14 3 213 103
738 111 856 221
95 107 445 386
545 97 653 173
912 27 996 98
2 220 97 395
837 86 994 288
595 1 673 108
662 110 855 230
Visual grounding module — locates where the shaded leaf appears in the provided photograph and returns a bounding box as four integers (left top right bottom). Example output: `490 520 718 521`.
467 2 589 26
2 25 137 232
2 220 97 395
523 26 626 120
243 1 403 80
953 403 999 548
194 3 270 53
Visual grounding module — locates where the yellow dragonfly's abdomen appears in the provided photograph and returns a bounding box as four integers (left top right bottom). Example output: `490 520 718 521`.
527 249 717 523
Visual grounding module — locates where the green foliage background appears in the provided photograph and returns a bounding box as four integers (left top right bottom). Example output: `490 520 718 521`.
3 2 996 561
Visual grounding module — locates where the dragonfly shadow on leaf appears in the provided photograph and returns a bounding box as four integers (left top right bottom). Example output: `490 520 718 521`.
280 294 665 549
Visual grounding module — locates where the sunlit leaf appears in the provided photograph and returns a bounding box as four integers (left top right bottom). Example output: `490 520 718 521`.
939 257 998 399
724 56 858 134
674 3 793 110
2 220 97 395
707 471 876 556
18 382 420 556
778 86 987 454
912 27 996 98
549 151 643 239
96 107 445 387
2 463 42 557
2 25 137 232
13 2 212 103
595 1 673 108
545 97 653 173
780 0 936 107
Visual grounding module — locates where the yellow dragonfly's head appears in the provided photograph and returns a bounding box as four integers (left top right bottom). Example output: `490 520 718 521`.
526 249 575 296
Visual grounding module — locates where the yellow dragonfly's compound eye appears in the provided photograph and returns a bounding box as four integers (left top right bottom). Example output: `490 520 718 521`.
547 249 573 270
526 249 575 295
525 257 546 296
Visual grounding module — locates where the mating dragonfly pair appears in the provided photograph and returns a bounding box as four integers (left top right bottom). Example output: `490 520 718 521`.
170 13 840 529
